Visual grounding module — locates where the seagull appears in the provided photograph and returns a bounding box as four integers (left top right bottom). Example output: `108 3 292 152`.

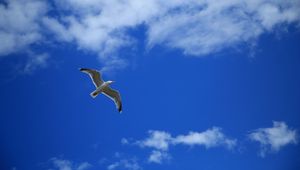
79 68 122 113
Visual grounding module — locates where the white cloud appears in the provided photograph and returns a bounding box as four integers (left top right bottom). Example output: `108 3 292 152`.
136 128 236 151
147 0 300 56
51 158 92 170
1 0 300 72
173 127 236 149
148 150 170 164
41 0 300 71
0 0 48 56
23 53 49 74
107 159 141 170
137 130 172 151
249 121 298 157
128 127 236 164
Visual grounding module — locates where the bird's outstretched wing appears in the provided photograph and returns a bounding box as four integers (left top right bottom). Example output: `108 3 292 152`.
80 68 103 87
102 87 122 113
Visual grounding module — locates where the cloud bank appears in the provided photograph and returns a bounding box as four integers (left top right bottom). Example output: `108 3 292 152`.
1 0 300 72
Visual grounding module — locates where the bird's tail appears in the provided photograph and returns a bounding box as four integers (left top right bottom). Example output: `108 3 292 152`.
90 90 100 98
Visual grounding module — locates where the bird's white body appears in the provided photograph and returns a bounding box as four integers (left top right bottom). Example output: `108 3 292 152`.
90 81 113 98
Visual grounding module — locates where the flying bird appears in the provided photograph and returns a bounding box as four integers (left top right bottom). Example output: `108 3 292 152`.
80 68 122 113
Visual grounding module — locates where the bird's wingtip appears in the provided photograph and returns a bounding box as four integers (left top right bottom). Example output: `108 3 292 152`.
118 104 122 113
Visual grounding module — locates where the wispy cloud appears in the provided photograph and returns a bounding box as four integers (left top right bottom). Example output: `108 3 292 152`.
50 158 92 170
0 0 49 74
77 162 92 170
121 138 129 145
248 121 298 157
23 53 49 74
148 150 171 164
47 155 139 170
107 159 141 170
0 0 48 56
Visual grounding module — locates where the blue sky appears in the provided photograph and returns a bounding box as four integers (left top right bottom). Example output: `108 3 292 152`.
1 0 300 170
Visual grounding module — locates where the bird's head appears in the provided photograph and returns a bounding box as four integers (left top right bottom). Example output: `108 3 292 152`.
107 80 115 84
